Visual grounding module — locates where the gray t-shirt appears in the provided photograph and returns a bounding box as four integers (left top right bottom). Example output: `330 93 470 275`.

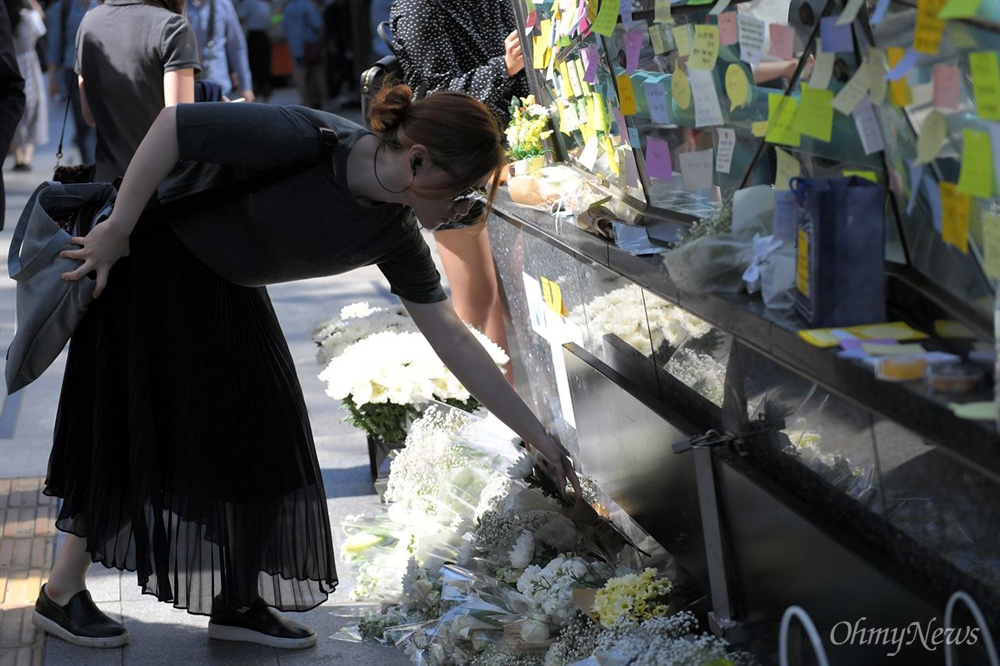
161 103 447 305
76 0 200 182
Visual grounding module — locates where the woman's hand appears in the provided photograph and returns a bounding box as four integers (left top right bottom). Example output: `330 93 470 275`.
504 30 524 77
527 432 583 501
60 220 131 297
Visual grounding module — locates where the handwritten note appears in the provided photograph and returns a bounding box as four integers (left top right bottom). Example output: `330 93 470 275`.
915 109 946 165
737 14 765 66
887 47 913 106
671 68 692 110
869 49 888 105
938 0 980 18
970 51 1000 121
582 44 598 83
644 81 671 124
691 69 724 127
832 61 871 115
592 0 619 36
673 24 692 57
820 16 853 53
932 64 960 109
716 128 736 173
914 0 947 54
718 12 738 45
940 182 970 253
810 42 835 90
649 23 668 54
690 25 720 71
624 28 643 73
654 0 671 24
645 136 673 180
709 0 732 15
766 94 800 147
836 0 865 26
775 147 800 190
725 64 750 110
616 74 637 115
983 212 1000 279
853 95 885 155
769 23 795 60
796 85 834 142
679 148 714 191
957 128 995 199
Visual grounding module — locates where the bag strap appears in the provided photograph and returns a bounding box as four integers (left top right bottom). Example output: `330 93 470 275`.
54 92 71 166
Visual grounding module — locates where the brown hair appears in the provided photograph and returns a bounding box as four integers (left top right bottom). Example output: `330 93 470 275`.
368 84 506 210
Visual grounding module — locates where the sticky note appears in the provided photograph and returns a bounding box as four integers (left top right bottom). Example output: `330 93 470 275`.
737 14 765 66
934 320 976 338
624 28 643 73
532 36 548 70
716 127 736 173
691 69 724 127
932 64 960 109
769 23 794 60
619 0 635 29
938 0 979 18
752 121 768 136
616 73 637 115
795 85 834 142
970 51 1000 121
957 128 995 199
982 212 1000 279
725 64 750 110
832 61 872 115
672 68 692 110
579 135 599 170
836 0 865 26
540 276 563 315
862 343 926 356
950 402 996 421
525 9 537 32
603 134 620 174
869 49 888 105
844 170 879 182
766 93 801 147
649 24 667 54
940 182 970 253
690 25 720 71
887 48 913 106
644 81 671 124
810 44 835 90
871 0 891 23
775 147 800 190
885 48 919 81
709 0 732 15
592 0 619 36
582 44 598 83
853 96 885 155
673 25 692 57
913 0 947 54
915 109 946 165
718 12 738 45
820 16 853 53
645 136 673 180
990 124 1000 197
654 0 671 24
679 148 714 191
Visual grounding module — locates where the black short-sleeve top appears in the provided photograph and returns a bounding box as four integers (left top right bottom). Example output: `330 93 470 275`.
160 102 446 304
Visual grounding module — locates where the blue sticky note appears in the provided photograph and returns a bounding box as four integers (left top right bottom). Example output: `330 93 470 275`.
871 0 891 24
885 48 920 81
820 16 854 53
773 189 798 243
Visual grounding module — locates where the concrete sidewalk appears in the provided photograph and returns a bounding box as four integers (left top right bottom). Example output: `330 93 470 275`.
0 86 420 666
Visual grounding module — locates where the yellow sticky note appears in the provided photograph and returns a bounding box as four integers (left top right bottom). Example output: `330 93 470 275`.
672 25 692 57
751 120 768 137
766 94 801 147
539 276 563 315
796 227 810 298
589 92 609 132
795 85 834 142
532 36 548 70
616 74 638 116
982 212 1000 279
970 51 1000 121
915 109 946 165
940 182 971 254
775 148 800 190
557 103 572 136
725 64 749 111
602 135 620 174
690 25 720 71
592 0 619 36
913 0 947 55
862 343 927 356
844 170 878 183
934 320 977 338
849 322 928 341
671 68 692 110
957 128 995 199
938 0 980 18
649 24 667 55
887 48 913 106
655 0 672 23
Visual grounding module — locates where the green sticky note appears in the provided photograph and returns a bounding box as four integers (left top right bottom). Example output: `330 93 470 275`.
957 128 996 199
795 85 834 142
688 0 715 4
592 0 619 36
938 0 979 18
970 51 1000 121
766 94 801 147
844 170 879 182
983 212 1000 280
950 401 996 421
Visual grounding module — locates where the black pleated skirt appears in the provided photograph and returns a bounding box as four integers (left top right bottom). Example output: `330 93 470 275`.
46 224 338 615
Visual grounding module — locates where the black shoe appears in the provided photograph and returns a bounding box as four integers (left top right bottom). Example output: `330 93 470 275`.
13 162 31 172
208 602 317 649
32 584 129 648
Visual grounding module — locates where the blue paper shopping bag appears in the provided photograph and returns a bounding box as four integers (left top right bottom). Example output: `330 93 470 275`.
792 176 887 328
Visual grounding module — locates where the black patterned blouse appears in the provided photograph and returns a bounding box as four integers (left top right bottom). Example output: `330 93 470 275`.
390 0 530 126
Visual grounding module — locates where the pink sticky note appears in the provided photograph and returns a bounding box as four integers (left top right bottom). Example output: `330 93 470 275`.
769 23 794 60
718 12 738 45
645 136 673 180
933 63 960 109
582 45 598 83
625 28 643 73
525 10 537 33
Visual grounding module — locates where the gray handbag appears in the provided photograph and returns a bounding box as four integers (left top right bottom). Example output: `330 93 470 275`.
5 181 116 394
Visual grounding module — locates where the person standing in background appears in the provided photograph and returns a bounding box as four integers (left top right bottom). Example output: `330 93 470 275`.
237 0 272 101
186 0 254 101
0 5 27 229
391 0 529 376
369 0 392 60
45 0 96 165
282 0 324 109
5 0 47 171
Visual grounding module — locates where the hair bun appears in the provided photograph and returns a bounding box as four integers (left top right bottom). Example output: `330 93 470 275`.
368 84 414 135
